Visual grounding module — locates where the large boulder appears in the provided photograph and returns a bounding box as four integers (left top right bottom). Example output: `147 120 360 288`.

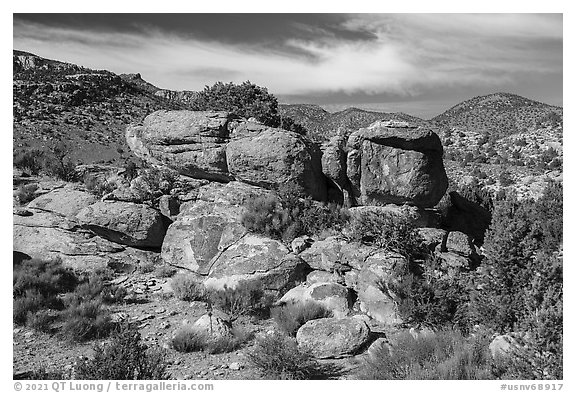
27 186 98 217
346 121 448 208
299 236 375 272
278 282 351 317
204 237 308 295
76 201 167 248
321 134 350 204
296 317 371 358
126 110 234 181
353 251 407 325
226 126 327 200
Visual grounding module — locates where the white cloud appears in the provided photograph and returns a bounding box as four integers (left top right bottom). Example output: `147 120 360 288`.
13 14 562 97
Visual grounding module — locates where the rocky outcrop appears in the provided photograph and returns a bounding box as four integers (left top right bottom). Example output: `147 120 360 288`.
299 236 408 324
161 182 272 273
13 210 158 271
296 317 371 358
226 126 327 201
76 201 167 248
346 121 448 208
126 110 234 182
321 134 350 204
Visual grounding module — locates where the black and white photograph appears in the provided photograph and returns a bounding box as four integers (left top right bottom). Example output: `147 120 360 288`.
10 9 565 387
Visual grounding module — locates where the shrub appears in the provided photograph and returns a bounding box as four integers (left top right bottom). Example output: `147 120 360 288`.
63 274 126 306
357 329 494 380
191 81 305 134
246 331 342 379
14 183 38 205
155 265 177 278
170 274 206 301
272 301 333 336
207 281 274 321
26 309 58 333
172 326 252 354
14 289 48 325
388 255 472 331
75 324 169 379
347 209 423 260
13 148 46 175
241 183 349 243
83 173 122 197
60 299 112 342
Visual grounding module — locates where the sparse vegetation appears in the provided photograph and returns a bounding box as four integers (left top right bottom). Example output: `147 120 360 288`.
207 281 274 321
172 326 252 355
272 301 333 336
170 273 206 302
246 331 342 379
60 299 113 342
357 329 494 380
241 183 349 243
14 183 38 205
75 323 169 379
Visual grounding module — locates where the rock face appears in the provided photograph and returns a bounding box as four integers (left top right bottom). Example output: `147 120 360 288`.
126 110 234 182
76 201 167 248
226 127 327 201
161 182 272 273
346 121 448 208
13 210 158 271
296 317 371 358
204 236 308 293
322 134 350 204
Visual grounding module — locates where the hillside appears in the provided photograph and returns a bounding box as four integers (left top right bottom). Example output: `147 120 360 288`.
278 104 427 141
432 92 562 138
13 51 184 165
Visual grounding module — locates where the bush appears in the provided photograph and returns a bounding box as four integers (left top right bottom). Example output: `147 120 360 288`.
357 329 494 380
26 309 58 333
14 183 38 205
13 258 77 325
60 299 112 342
207 281 274 321
191 81 305 134
75 324 169 379
272 301 333 336
64 275 126 306
241 183 349 243
83 173 122 197
155 265 177 278
13 148 46 175
347 209 423 260
172 326 252 354
388 255 472 331
170 274 205 301
246 331 342 379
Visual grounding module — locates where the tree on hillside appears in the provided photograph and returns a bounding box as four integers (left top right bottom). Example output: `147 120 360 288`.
191 81 305 135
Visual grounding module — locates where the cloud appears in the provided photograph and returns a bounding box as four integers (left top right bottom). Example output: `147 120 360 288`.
13 14 562 99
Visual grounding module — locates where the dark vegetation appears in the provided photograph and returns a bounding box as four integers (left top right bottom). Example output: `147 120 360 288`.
246 331 343 379
241 183 349 243
13 258 127 342
191 81 306 135
75 323 169 379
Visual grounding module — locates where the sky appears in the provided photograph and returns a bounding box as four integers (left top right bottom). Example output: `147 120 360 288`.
13 13 563 119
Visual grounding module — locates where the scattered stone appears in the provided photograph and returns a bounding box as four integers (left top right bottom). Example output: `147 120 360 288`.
228 362 242 371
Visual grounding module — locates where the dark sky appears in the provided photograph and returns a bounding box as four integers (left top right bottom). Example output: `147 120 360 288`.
13 13 563 118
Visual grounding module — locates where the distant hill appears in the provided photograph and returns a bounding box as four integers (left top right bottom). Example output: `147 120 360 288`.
431 92 562 139
279 104 427 141
13 50 184 164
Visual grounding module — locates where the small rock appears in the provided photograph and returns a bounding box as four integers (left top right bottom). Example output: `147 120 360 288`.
110 312 129 323
156 308 166 314
209 365 217 371
229 362 242 370
169 310 179 316
173 359 181 366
